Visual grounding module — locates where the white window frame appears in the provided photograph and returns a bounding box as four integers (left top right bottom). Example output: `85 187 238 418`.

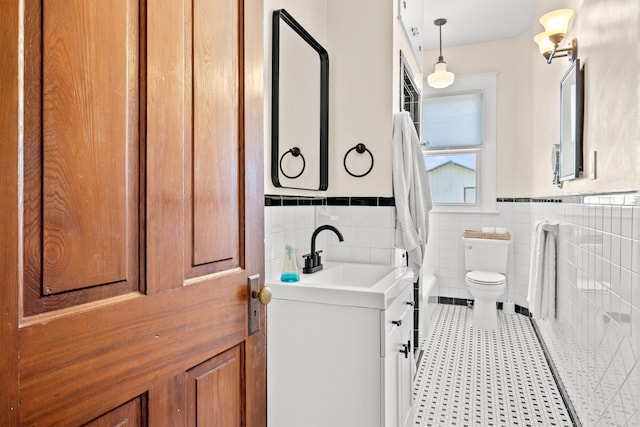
422 72 497 213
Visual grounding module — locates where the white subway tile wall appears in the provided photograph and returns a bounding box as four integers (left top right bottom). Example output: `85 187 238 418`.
264 193 639 426
426 195 640 427
264 204 397 282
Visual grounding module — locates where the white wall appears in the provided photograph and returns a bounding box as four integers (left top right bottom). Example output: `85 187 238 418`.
325 0 394 197
424 0 640 198
423 34 534 198
530 0 640 196
265 0 424 197
263 0 328 196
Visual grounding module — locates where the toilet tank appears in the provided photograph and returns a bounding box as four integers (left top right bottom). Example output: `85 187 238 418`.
463 237 510 273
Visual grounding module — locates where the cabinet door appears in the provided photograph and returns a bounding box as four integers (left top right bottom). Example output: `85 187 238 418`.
385 315 403 426
385 296 414 427
399 309 415 427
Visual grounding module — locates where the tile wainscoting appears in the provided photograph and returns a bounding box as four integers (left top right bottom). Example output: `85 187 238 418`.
264 195 399 282
426 193 640 427
264 192 640 426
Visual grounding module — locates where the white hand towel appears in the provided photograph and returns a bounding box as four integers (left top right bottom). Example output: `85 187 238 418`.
392 112 433 278
527 221 557 319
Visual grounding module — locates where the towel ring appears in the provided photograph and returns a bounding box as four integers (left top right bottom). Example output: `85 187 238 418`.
279 147 306 179
343 143 374 178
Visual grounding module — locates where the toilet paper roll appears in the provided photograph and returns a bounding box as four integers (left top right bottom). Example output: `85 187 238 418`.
482 227 496 233
495 227 508 234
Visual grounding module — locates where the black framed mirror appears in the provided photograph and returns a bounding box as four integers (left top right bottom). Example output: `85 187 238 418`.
559 58 584 182
271 9 329 191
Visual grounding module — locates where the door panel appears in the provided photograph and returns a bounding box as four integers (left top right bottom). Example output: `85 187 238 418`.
187 345 244 426
145 0 186 294
192 0 240 269
82 396 145 427
0 0 265 425
41 0 137 294
18 280 247 425
23 0 141 315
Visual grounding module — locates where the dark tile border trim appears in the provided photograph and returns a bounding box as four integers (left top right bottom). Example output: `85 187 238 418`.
530 319 582 427
265 195 395 207
267 191 636 207
497 197 564 203
435 296 530 316
497 190 638 205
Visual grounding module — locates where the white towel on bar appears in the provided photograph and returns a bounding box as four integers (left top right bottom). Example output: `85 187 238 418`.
527 221 557 319
392 111 432 278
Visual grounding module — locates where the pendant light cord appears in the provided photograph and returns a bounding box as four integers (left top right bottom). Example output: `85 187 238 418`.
438 24 443 62
434 18 447 63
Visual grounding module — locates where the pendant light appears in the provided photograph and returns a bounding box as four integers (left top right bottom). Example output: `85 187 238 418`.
427 18 455 89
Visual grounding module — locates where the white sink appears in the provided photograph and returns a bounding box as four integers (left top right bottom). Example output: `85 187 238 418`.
302 263 395 287
266 262 413 309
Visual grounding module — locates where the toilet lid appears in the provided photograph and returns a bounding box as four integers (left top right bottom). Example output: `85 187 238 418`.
466 271 505 285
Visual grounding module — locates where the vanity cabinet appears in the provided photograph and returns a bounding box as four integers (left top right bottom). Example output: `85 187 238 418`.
267 278 414 427
383 284 416 427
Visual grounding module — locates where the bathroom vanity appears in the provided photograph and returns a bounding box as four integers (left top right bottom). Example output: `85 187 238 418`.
267 262 415 427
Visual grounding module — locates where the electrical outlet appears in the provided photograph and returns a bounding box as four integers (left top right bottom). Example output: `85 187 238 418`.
588 150 597 180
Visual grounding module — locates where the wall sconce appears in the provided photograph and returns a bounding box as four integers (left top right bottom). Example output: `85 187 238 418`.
534 9 578 64
427 18 455 89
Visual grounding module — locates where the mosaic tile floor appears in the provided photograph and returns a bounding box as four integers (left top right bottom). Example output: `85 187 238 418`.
413 304 575 426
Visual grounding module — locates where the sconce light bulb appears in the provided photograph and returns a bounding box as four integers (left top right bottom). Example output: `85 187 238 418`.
534 32 554 57
539 9 573 44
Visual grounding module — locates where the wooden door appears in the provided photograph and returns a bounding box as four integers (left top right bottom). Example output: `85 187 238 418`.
0 0 266 425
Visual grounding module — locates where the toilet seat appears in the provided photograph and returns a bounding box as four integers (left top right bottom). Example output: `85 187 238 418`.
466 270 505 285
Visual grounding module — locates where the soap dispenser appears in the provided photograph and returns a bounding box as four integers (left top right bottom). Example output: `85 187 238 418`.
280 243 300 282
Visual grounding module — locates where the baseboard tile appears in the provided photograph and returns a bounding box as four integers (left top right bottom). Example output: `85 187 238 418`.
435 296 531 317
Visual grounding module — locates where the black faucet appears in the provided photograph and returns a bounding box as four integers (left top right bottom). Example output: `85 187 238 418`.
302 225 344 273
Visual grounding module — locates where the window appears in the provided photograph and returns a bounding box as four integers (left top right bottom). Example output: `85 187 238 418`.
422 73 497 212
400 52 421 135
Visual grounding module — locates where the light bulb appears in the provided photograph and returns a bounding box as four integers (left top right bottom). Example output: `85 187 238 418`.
539 9 573 44
427 62 455 89
534 32 554 58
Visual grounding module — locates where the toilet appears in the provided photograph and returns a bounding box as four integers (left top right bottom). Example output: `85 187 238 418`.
463 237 511 329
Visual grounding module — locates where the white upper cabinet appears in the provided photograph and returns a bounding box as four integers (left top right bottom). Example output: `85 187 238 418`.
397 0 424 67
